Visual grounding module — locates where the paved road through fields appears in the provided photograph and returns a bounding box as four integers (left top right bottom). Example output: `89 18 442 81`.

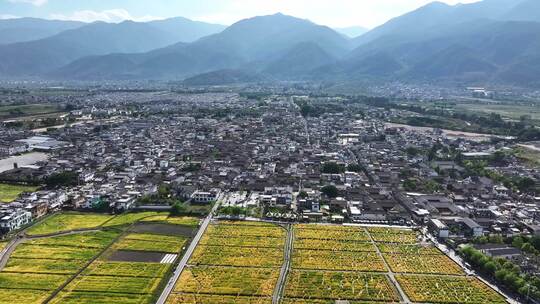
156 196 221 304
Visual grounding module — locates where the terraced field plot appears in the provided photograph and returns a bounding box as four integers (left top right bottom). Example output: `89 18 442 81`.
397 275 506 304
167 221 286 304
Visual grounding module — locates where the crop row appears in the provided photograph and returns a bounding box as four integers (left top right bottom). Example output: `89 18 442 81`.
191 245 283 268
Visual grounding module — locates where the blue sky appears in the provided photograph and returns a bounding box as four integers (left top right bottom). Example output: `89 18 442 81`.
1 0 480 28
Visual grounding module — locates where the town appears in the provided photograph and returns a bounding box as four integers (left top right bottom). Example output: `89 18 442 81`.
0 87 539 303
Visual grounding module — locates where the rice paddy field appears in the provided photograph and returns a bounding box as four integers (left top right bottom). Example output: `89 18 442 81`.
282 224 505 304
5 215 506 304
0 212 201 303
0 183 39 203
168 221 285 303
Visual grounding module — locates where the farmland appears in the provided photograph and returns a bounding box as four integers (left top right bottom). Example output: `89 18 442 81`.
0 230 119 303
0 183 39 203
167 221 285 303
397 275 507 304
0 212 201 303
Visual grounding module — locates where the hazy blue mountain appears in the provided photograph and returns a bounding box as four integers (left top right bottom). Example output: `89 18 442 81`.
0 17 225 77
503 0 540 22
0 18 84 44
55 13 351 80
263 42 336 77
147 17 226 43
334 26 368 38
352 0 524 47
183 69 268 86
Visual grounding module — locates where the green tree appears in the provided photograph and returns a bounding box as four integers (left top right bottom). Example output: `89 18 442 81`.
321 185 338 198
170 202 187 216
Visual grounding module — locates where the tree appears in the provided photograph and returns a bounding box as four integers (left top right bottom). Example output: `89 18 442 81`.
45 171 78 188
484 261 498 274
298 191 308 199
321 162 345 174
170 202 187 216
347 164 363 173
403 179 418 192
406 147 420 157
321 185 338 198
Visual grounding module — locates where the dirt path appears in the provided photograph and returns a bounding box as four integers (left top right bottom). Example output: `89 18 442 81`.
367 230 411 304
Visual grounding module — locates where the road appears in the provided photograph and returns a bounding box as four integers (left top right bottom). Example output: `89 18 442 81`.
273 224 293 304
156 196 221 304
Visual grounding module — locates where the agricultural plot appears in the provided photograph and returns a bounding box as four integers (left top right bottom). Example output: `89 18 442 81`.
206 222 285 238
284 270 399 302
0 183 38 203
140 215 201 227
102 212 163 227
63 274 161 294
0 289 50 304
295 224 371 241
191 244 284 268
49 292 154 304
167 221 286 303
383 253 464 275
370 232 419 244
26 212 114 235
200 234 285 248
294 238 376 252
377 243 441 255
25 229 119 248
168 294 272 304
292 249 385 272
397 275 506 304
175 266 279 297
113 233 187 253
82 261 169 278
0 230 120 303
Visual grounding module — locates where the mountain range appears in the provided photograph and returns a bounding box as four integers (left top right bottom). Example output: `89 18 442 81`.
1 0 540 88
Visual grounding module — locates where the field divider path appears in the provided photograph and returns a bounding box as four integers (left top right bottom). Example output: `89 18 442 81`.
273 224 293 304
367 230 411 304
42 228 126 304
156 199 221 304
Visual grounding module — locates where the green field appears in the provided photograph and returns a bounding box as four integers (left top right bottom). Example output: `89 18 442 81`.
26 213 115 236
456 103 540 122
0 104 61 120
0 184 38 203
515 146 540 168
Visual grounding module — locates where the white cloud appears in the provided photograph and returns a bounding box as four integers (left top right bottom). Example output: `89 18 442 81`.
50 9 163 23
0 14 19 19
7 0 48 7
196 0 481 28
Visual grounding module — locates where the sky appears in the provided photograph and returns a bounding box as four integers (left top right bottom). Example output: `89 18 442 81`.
0 0 481 28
